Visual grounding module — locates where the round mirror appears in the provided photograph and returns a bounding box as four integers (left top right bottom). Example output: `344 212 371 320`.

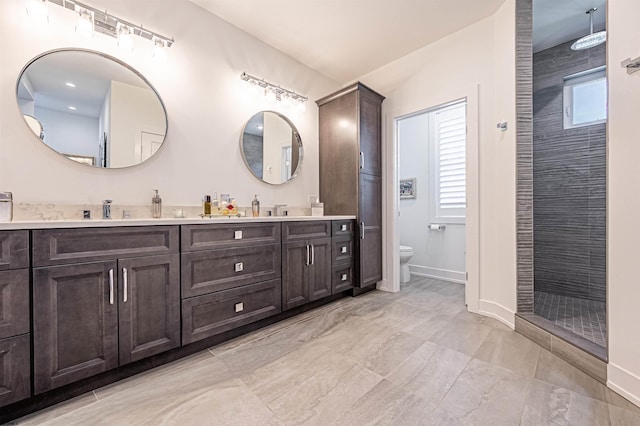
16 49 167 168
240 111 303 185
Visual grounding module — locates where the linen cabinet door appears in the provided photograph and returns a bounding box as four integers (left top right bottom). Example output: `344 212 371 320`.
282 240 309 310
118 254 180 365
33 261 119 394
358 173 382 287
308 238 332 302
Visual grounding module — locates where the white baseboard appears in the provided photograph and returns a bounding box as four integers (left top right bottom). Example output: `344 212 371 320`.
608 362 640 408
409 265 465 284
478 299 515 329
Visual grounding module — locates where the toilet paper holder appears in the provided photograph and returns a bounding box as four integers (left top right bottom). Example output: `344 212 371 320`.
429 224 446 231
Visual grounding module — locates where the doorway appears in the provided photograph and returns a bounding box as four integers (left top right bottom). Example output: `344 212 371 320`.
386 86 480 315
397 101 467 287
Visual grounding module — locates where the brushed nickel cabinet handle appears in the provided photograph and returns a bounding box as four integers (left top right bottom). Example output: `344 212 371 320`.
109 269 114 305
123 267 128 303
306 245 310 266
360 222 365 240
360 151 364 169
311 244 315 265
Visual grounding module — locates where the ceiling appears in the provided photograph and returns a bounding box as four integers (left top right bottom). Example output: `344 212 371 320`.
533 0 606 53
190 0 507 84
190 0 607 85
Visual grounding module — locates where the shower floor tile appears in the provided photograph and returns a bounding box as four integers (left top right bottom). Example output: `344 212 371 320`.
534 291 606 348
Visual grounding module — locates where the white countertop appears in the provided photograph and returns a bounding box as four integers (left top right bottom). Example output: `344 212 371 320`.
0 215 356 230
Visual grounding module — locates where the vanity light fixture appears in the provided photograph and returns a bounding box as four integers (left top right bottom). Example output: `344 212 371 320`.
26 0 48 22
152 37 168 62
240 72 308 111
117 23 134 52
26 0 174 58
75 7 94 37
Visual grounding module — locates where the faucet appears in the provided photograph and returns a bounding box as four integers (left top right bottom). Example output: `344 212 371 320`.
103 200 112 219
274 204 287 216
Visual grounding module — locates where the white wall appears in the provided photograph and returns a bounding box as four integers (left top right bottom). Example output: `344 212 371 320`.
0 0 339 207
607 0 640 407
398 113 465 283
33 107 100 159
360 0 517 326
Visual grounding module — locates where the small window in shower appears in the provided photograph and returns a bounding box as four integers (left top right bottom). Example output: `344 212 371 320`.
563 66 607 129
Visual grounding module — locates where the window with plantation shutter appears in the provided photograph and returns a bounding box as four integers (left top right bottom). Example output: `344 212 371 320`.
429 102 466 223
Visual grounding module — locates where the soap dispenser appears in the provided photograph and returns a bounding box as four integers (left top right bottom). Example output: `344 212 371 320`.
252 194 260 217
152 189 162 218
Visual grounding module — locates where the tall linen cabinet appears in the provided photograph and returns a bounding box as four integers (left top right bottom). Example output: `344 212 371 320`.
316 82 385 289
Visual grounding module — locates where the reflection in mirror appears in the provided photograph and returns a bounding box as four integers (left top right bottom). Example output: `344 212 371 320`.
16 49 167 168
240 111 302 185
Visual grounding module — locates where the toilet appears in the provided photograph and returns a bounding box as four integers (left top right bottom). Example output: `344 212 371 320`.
399 245 414 283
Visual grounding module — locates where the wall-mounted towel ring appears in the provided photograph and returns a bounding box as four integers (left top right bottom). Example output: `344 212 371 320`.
497 122 508 131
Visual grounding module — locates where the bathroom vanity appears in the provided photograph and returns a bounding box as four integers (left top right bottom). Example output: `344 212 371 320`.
0 216 355 419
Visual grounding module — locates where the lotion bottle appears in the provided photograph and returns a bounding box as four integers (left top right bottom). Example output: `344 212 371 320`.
252 194 260 217
152 189 162 218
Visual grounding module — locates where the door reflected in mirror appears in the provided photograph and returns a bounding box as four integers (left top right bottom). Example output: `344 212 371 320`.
16 49 168 168
240 111 302 185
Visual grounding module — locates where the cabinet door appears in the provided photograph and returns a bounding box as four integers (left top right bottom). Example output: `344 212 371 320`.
0 334 30 407
118 254 180 365
358 89 382 177
33 261 118 394
358 174 383 287
282 240 309 310
308 238 332 302
0 231 28 271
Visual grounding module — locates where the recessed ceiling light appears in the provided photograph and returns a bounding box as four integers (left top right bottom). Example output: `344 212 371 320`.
65 82 76 88
68 106 76 110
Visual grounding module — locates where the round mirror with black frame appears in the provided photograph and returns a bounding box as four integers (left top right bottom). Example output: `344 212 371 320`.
240 111 303 185
16 49 168 169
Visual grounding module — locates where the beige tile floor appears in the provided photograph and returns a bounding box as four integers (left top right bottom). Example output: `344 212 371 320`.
14 277 640 425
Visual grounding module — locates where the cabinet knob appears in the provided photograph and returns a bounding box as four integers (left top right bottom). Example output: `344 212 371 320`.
341 273 348 281
235 302 244 313
234 262 244 272
234 230 243 240
341 246 347 254
341 224 347 231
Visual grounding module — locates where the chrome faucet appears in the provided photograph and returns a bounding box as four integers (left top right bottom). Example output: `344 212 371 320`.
103 200 112 219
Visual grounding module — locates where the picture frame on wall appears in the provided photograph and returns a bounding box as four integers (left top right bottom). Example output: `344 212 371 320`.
400 178 416 199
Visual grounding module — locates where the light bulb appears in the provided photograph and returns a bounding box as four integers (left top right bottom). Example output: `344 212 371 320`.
76 9 93 37
265 87 276 103
118 24 135 52
153 37 167 62
281 93 292 107
296 99 307 112
26 0 48 23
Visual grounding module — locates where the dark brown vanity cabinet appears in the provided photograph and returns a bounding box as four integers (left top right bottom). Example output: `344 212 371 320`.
282 222 332 310
32 227 180 394
0 231 31 408
181 223 283 345
317 82 385 288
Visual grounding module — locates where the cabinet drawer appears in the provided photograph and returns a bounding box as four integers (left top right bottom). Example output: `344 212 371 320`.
182 279 282 345
0 270 29 339
332 236 353 265
332 220 355 237
33 226 178 267
0 334 31 408
0 231 29 271
182 244 281 298
282 221 331 241
182 222 281 252
332 264 354 294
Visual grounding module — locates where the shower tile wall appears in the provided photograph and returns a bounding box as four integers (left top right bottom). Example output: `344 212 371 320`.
533 40 606 302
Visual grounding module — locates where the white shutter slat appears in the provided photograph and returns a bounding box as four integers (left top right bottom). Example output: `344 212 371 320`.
436 103 466 215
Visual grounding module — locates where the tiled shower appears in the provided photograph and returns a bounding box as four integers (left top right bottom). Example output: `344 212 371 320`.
532 39 607 350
